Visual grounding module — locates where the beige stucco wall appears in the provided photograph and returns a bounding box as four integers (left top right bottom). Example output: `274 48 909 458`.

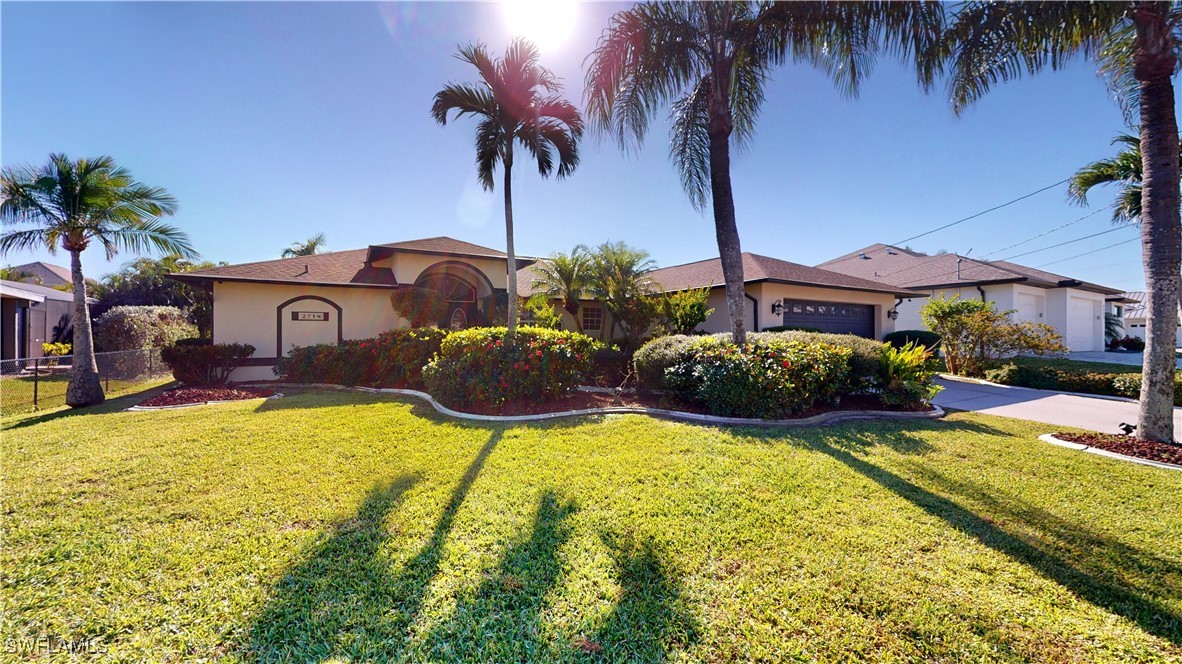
390 253 508 290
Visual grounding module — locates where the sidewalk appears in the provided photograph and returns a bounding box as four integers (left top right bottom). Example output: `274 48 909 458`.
933 377 1182 435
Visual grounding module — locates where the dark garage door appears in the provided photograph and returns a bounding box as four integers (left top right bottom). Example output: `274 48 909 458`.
782 300 875 338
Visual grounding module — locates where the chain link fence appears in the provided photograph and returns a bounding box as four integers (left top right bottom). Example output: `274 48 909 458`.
0 349 171 415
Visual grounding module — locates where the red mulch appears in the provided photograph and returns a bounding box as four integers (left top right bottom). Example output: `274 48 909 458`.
1052 432 1182 466
138 386 275 408
456 391 930 419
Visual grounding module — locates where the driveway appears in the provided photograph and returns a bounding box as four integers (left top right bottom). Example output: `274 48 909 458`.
1068 350 1182 368
933 377 1182 434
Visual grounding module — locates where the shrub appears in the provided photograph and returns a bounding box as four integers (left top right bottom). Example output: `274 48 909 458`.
161 343 255 385
660 288 714 335
389 287 448 328
94 306 197 352
1112 372 1182 406
882 329 941 350
665 340 851 418
744 331 884 390
1120 335 1146 351
523 296 563 330
590 345 630 386
761 325 823 333
422 326 604 408
41 342 71 356
981 363 1182 405
633 335 723 389
274 328 448 388
920 295 1066 376
877 342 942 407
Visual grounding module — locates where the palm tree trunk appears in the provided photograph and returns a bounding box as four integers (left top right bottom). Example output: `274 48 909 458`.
1134 4 1181 443
708 128 747 345
65 248 104 407
503 145 519 336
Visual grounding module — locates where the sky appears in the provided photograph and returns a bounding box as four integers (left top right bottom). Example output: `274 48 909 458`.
0 1 1156 292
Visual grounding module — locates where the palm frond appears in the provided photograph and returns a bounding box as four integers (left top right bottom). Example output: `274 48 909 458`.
669 77 711 210
0 228 55 256
431 83 499 126
96 217 198 260
474 118 504 191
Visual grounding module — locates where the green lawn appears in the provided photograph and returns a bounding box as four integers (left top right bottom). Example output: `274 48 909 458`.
0 373 173 416
3 388 1180 662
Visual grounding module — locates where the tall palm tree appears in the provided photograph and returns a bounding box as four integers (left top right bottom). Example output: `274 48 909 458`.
586 1 944 344
929 2 1182 442
1069 132 1182 225
281 232 327 258
0 154 194 407
432 39 584 335
530 245 592 332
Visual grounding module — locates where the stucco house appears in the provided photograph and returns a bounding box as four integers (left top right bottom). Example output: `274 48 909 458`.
173 237 922 380
0 279 75 362
6 261 72 288
818 244 1126 352
1120 291 1182 347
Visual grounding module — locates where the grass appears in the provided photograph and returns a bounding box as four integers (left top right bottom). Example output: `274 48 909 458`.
1008 355 1163 376
2 388 1180 662
0 373 173 417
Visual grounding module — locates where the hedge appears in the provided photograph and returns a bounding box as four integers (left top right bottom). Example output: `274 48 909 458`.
882 329 941 350
161 342 256 385
274 328 448 388
422 327 603 408
984 362 1182 406
94 306 197 352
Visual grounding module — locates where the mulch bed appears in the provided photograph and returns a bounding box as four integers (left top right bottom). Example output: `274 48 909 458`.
138 386 275 408
1052 431 1182 465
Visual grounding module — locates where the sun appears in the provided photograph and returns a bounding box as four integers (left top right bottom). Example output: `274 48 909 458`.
502 0 578 52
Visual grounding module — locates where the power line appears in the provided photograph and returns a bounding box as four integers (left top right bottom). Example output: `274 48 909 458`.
994 225 1132 261
1035 238 1141 268
978 208 1108 258
891 178 1070 246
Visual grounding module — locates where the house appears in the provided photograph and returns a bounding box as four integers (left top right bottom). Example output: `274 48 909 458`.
0 279 75 362
1119 291 1182 348
818 244 1126 352
7 261 72 288
173 237 921 380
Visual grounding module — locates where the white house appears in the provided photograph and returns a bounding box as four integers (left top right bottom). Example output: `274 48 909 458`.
1120 291 1182 348
818 244 1126 352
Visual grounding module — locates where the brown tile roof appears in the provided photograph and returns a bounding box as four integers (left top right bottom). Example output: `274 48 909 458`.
647 253 923 296
819 244 1122 294
171 249 396 288
375 236 507 259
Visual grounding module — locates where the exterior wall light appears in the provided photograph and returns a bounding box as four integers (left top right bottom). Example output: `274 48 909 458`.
770 299 783 316
887 308 899 321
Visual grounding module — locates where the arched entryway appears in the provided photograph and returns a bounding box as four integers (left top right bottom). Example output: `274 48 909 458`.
414 261 495 329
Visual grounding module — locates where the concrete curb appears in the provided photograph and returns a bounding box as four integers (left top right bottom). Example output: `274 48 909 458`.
938 373 1182 409
1037 433 1182 472
245 382 946 429
127 392 283 411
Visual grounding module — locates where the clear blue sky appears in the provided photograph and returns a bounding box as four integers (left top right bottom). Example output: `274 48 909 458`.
2 1 1152 291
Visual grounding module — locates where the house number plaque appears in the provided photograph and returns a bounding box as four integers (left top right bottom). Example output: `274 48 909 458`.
292 311 329 321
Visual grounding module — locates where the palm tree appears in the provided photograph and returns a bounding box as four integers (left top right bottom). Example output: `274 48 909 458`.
1069 132 1182 225
0 265 42 283
587 241 659 347
530 245 592 332
281 233 327 258
432 39 584 335
929 2 1181 442
586 2 943 344
0 154 194 407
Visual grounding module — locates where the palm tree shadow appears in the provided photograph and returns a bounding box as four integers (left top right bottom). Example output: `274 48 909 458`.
243 429 504 661
421 490 578 661
812 439 1182 645
584 532 700 662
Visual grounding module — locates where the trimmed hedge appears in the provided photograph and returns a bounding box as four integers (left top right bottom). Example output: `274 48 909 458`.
883 329 941 350
422 327 604 408
761 325 823 334
94 306 197 352
984 362 1182 406
161 342 256 385
633 335 720 389
275 328 448 388
665 339 851 418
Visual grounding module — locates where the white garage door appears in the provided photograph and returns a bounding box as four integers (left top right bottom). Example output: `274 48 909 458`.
1067 297 1097 351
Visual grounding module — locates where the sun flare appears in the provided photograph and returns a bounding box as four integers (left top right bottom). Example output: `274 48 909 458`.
502 0 578 52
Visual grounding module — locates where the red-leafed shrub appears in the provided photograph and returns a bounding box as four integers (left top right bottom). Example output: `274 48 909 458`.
274 328 448 388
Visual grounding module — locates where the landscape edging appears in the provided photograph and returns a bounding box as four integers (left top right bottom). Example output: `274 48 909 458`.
127 392 283 411
1037 433 1182 472
243 382 945 428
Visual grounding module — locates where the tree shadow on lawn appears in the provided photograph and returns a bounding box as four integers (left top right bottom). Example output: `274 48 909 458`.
810 437 1182 646
243 429 503 661
734 416 1010 457
1 380 176 432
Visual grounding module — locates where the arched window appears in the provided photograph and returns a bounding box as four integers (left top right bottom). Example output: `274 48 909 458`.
449 308 468 330
417 274 476 303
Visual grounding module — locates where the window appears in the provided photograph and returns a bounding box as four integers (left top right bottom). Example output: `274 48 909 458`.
582 306 603 332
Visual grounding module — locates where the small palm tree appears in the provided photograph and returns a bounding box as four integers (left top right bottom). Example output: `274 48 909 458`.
587 241 659 346
281 233 327 258
0 265 42 284
530 245 592 332
927 2 1182 442
432 39 583 335
0 154 194 407
1068 133 1182 225
586 1 943 344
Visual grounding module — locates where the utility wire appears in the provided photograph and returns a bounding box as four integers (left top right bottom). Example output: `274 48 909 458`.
891 178 1070 246
1035 238 1140 268
978 208 1108 258
994 225 1131 261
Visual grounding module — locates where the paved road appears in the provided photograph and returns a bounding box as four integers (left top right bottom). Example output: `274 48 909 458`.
933 377 1182 434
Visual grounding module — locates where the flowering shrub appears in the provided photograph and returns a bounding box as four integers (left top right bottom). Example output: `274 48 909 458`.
422 326 604 408
389 288 448 328
275 328 448 388
665 340 851 418
94 306 197 352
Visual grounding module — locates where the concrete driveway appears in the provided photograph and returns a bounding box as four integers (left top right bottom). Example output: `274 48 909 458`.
933 377 1182 434
1068 351 1182 368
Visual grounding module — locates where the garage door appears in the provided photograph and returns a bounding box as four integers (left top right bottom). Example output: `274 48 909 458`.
1067 297 1097 351
782 300 874 338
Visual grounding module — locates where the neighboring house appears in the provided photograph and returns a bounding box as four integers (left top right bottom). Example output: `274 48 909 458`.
1120 291 1182 347
0 279 74 362
175 236 922 381
818 244 1126 352
8 261 72 288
